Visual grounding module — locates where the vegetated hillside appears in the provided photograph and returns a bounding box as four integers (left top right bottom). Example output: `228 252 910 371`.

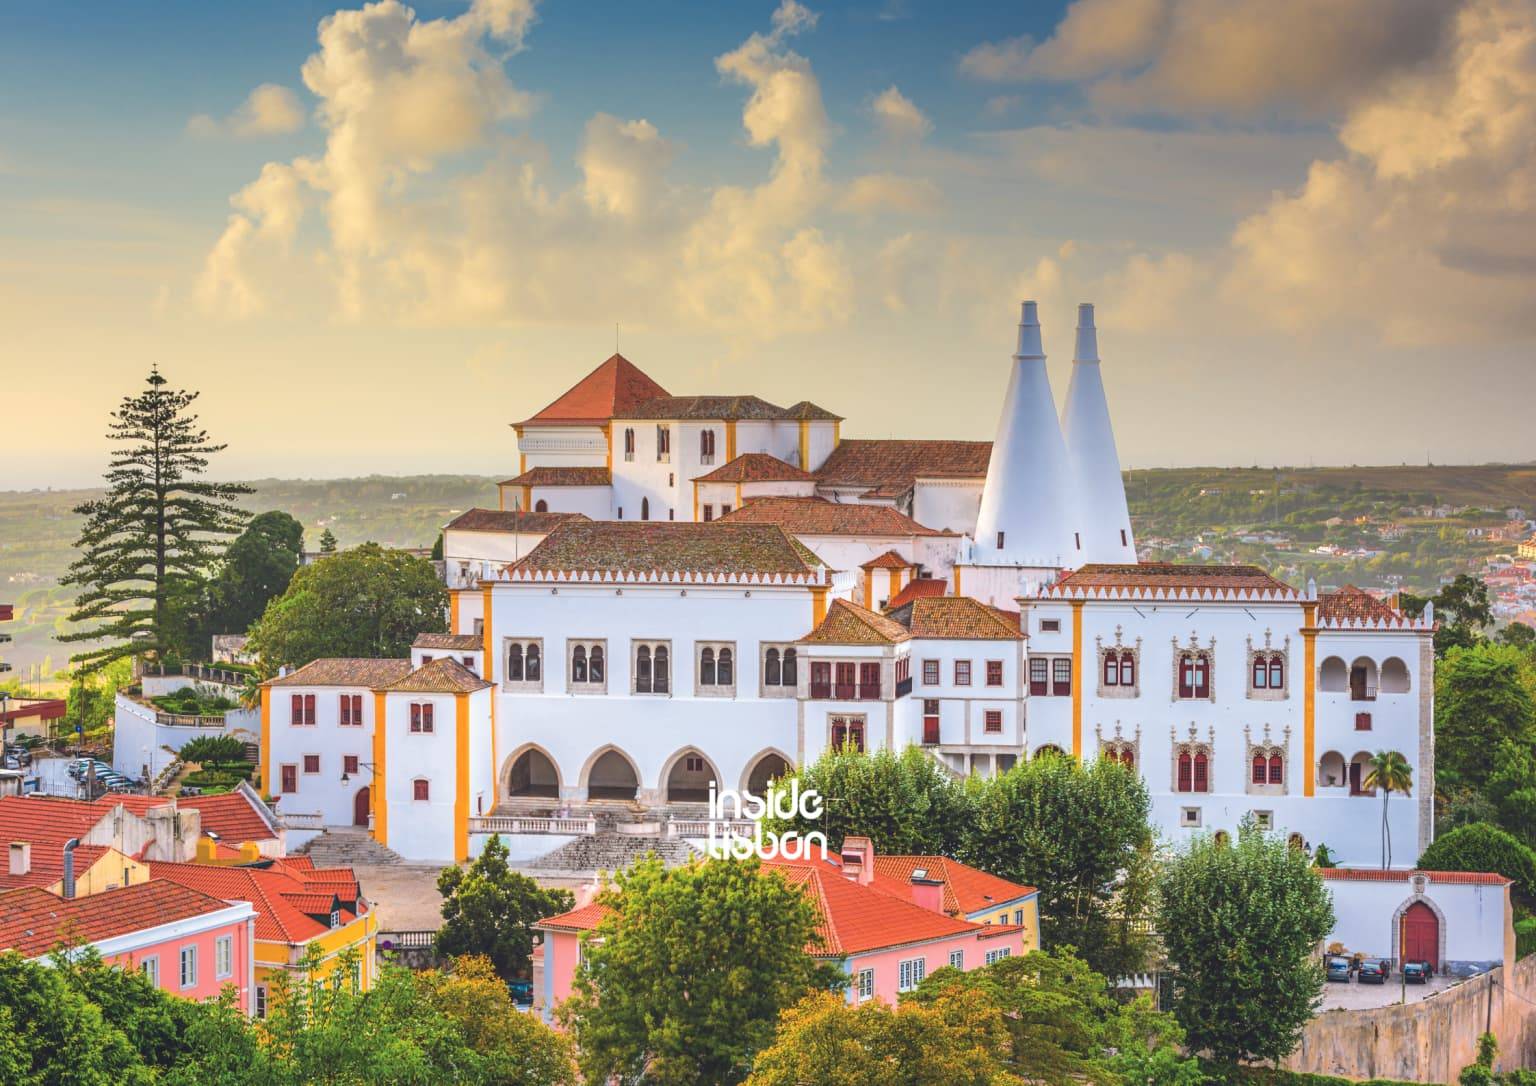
0 475 499 685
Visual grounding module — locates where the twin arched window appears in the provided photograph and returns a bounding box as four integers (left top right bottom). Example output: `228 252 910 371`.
1252 653 1285 690
1176 749 1210 793
700 430 717 463
506 641 541 682
1251 752 1284 786
1177 651 1211 699
571 643 605 685
635 643 670 693
1103 650 1136 688
764 647 798 687
700 646 734 687
641 498 650 521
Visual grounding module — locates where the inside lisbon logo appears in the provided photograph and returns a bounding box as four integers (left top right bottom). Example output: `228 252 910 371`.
702 780 827 861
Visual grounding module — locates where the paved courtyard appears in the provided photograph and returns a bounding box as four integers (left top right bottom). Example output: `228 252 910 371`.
1319 972 1459 1010
353 863 595 932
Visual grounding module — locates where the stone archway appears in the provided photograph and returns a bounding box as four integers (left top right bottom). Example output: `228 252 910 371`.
661 747 721 803
1391 891 1448 970
742 750 794 795
581 746 641 801
504 745 561 799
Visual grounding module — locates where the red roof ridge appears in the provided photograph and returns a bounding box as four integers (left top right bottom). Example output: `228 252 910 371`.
519 354 670 427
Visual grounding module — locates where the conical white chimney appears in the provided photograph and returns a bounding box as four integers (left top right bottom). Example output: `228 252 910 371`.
1061 303 1135 564
973 302 1079 568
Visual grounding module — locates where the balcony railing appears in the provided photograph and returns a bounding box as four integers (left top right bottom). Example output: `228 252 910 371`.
665 817 755 838
279 811 325 830
895 677 913 697
810 683 882 701
468 816 597 835
378 930 436 950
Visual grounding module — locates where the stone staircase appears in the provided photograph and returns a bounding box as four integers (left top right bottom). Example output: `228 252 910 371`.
298 828 407 867
527 831 696 875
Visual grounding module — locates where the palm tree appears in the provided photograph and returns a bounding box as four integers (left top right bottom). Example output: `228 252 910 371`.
1363 751 1413 869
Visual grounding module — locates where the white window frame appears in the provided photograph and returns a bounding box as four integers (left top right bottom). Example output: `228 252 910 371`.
985 947 1012 965
502 637 544 693
215 935 233 980
948 949 964 970
760 643 799 697
566 639 608 695
632 639 672 695
179 945 198 989
695 641 738 698
142 955 159 987
255 983 269 1018
897 956 926 993
856 967 874 1001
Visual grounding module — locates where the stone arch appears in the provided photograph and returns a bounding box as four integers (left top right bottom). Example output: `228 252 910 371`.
1213 829 1231 847
1349 750 1377 795
1390 891 1448 969
1319 655 1348 692
741 749 795 795
1381 656 1411 694
578 745 642 801
659 746 722 803
1349 656 1379 701
1032 743 1067 759
502 743 562 799
1318 750 1347 789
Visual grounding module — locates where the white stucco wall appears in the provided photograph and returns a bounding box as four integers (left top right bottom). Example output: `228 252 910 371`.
265 685 378 827
1323 875 1511 975
912 479 984 535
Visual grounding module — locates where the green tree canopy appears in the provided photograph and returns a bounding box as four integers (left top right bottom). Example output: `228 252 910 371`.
561 855 842 1086
1486 739 1536 847
318 527 338 554
1402 574 1494 654
1435 643 1536 792
1498 622 1536 652
1418 823 1536 904
196 511 304 648
1156 823 1334 1065
246 542 447 675
61 367 251 671
957 755 1155 979
764 744 968 855
435 835 573 981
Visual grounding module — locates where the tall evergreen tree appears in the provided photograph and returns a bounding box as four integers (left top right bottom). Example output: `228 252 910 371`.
61 367 251 670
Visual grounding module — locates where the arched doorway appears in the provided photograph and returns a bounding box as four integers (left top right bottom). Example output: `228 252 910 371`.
587 750 639 801
353 787 370 827
665 750 717 802
745 752 792 796
1402 901 1439 969
507 748 560 798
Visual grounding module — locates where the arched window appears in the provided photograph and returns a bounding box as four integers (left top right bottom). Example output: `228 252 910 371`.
641 498 650 521
1120 747 1135 768
534 499 548 513
700 430 716 462
765 648 782 686
1268 655 1284 690
783 647 797 685
623 427 635 460
1252 656 1268 690
1120 650 1135 687
718 647 733 686
654 645 670 693
413 778 430 801
1288 832 1305 850
636 645 652 692
1252 753 1267 784
507 643 524 682
1177 751 1193 792
590 644 605 683
571 645 587 683
1104 654 1120 686
1213 830 1230 847
1178 651 1210 699
1269 753 1283 785
1193 751 1209 792
700 647 716 686
526 643 541 681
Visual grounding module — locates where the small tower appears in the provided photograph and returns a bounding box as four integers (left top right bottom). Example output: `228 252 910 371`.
973 302 1078 569
1061 303 1135 563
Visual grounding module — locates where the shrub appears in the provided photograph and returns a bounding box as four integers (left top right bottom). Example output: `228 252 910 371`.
1418 823 1536 903
178 735 247 764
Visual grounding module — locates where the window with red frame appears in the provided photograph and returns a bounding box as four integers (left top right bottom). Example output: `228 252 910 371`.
1029 658 1048 696
986 660 1003 687
339 694 363 726
413 779 430 801
1177 652 1210 699
343 755 359 776
810 661 832 698
954 660 972 686
1051 658 1071 696
303 754 319 774
922 659 940 685
291 694 316 726
830 718 865 753
1269 753 1283 785
858 662 881 699
834 662 857 700
410 703 435 733
984 710 1003 734
280 765 297 793
922 700 940 744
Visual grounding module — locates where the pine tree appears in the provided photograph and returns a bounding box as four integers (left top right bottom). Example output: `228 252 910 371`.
61 367 251 671
318 527 338 554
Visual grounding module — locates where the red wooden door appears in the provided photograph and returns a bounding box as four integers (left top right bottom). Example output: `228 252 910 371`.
353 786 371 827
1402 901 1438 969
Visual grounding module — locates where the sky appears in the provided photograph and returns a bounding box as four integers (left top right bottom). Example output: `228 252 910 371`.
2 0 1534 489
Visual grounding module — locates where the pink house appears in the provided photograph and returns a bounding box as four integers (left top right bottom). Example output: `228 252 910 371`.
0 879 258 1012
534 839 1029 1022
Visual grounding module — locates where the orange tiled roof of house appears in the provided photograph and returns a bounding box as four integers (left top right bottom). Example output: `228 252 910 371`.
381 657 492 694
445 508 585 533
519 354 670 426
718 497 947 536
801 598 913 645
149 860 365 943
1048 563 1297 599
884 578 948 610
0 881 237 958
538 900 615 933
782 401 842 421
860 550 911 570
814 439 992 498
413 633 485 652
502 467 612 487
1318 869 1510 885
869 855 1035 915
266 659 413 688
0 796 116 890
623 395 790 421
177 791 280 844
694 453 815 484
1318 585 1403 624
508 521 824 579
887 596 1023 640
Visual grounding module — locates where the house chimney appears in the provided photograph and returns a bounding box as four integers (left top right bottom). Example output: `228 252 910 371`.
910 872 945 914
8 841 30 877
840 836 875 885
62 838 79 900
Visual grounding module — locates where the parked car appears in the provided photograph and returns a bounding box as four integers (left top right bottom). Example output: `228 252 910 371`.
507 979 533 1006
1358 959 1390 984
1402 960 1433 984
1326 957 1353 982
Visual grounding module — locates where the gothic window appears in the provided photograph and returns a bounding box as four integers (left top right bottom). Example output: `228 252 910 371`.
1173 741 1213 793
697 642 736 696
830 717 866 753
568 640 606 693
503 639 542 690
1176 650 1211 700
1246 633 1290 700
1097 630 1141 698
634 641 670 694
700 430 716 464
623 427 635 461
765 647 780 685
1245 727 1290 795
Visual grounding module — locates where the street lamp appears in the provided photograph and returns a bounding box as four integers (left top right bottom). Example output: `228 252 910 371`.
339 761 376 784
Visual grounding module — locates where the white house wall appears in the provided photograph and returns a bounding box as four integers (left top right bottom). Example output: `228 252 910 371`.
1325 878 1511 975
913 479 983 536
265 685 378 827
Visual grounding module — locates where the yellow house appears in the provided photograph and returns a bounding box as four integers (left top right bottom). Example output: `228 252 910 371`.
870 851 1042 953
47 845 151 897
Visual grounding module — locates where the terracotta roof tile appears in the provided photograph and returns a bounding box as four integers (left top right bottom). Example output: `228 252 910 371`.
800 598 912 645
413 633 484 652
860 550 911 570
266 659 412 688
0 881 238 958
718 497 947 536
1317 868 1510 885
538 900 614 932
0 699 66 725
884 578 948 610
1048 563 1297 599
149 859 368 943
1318 585 1403 624
280 890 342 915
781 400 843 421
520 354 670 426
175 790 280 844
694 453 815 484
508 521 824 579
0 796 114 890
381 657 491 694
621 395 787 421
445 508 585 533
869 856 1035 916
815 439 992 497
887 596 1023 641
503 467 612 487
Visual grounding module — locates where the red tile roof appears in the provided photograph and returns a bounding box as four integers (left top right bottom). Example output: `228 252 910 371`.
815 440 992 499
520 354 670 426
413 633 485 652
507 521 825 580
860 550 911 570
800 598 912 645
538 900 614 933
718 497 947 537
1317 868 1511 885
869 856 1035 915
888 596 1023 640
622 395 790 421
0 796 114 890
694 453 815 484
502 467 612 487
445 508 585 533
266 658 413 688
1047 563 1297 600
884 578 948 610
0 698 66 724
1318 585 1404 624
176 791 280 844
0 881 238 958
148 860 366 943
381 657 491 694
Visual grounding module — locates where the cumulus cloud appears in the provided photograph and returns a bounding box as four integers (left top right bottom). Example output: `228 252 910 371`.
579 114 675 219
187 83 306 138
871 85 931 139
838 174 941 215
961 0 1456 118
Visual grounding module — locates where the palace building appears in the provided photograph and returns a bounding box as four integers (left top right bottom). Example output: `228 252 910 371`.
262 302 1435 873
